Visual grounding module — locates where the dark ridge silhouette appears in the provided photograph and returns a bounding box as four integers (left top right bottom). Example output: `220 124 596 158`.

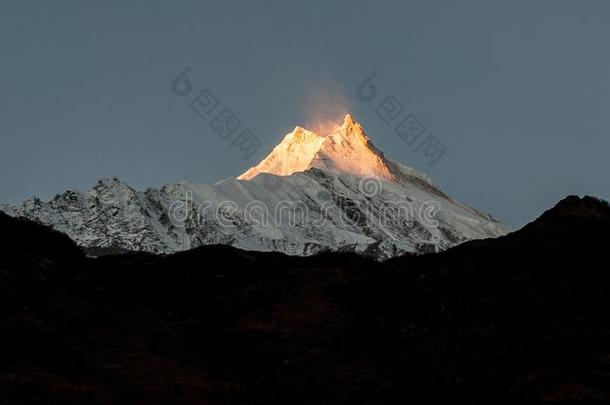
0 211 85 268
1 195 610 403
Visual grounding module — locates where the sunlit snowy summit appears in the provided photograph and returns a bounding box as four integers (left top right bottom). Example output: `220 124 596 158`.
2 114 507 259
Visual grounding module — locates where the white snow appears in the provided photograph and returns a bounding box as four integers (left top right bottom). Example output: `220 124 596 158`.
2 115 509 259
239 115 395 182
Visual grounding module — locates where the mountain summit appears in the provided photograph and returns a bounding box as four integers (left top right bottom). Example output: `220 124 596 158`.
1 115 508 258
239 115 396 182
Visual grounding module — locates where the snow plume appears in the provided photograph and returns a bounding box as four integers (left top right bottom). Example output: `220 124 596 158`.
301 78 350 136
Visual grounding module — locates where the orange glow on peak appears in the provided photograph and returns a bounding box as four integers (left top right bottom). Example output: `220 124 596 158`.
307 117 343 136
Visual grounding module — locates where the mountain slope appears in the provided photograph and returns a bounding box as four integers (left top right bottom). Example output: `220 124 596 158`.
1 115 507 258
1 196 610 402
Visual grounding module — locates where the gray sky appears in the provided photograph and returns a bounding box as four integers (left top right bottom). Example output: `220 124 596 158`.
1 0 609 227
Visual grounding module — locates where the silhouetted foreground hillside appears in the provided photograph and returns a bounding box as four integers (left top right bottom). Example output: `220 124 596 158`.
1 195 610 403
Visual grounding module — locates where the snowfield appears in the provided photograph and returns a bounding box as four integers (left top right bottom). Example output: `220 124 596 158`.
2 115 508 259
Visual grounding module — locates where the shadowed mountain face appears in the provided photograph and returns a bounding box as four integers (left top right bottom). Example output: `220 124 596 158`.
1 195 610 403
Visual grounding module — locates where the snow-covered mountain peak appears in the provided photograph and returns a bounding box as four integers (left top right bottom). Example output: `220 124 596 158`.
334 113 363 136
238 125 326 180
313 114 396 182
238 114 396 182
1 114 509 259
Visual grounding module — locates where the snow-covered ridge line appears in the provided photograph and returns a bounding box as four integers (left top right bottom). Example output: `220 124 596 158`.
1 115 508 259
239 114 397 182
